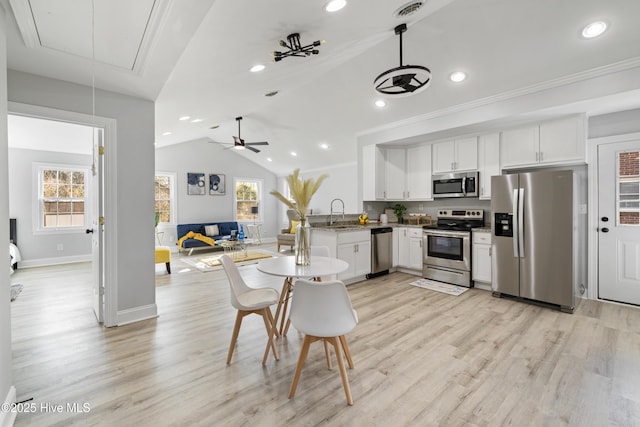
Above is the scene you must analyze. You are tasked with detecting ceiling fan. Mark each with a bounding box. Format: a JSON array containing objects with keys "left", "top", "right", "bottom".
[{"left": 211, "top": 116, "right": 269, "bottom": 153}]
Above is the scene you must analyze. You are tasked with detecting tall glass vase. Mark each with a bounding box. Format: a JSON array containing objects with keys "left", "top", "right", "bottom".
[{"left": 295, "top": 217, "right": 311, "bottom": 266}]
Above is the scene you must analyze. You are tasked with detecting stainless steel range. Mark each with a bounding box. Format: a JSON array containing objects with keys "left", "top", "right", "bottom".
[{"left": 422, "top": 209, "right": 485, "bottom": 287}]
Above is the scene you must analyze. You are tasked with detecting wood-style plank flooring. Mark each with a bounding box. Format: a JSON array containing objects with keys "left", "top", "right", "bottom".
[{"left": 9, "top": 243, "right": 640, "bottom": 426}]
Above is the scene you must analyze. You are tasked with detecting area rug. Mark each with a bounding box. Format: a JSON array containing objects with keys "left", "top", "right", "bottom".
[
  {"left": 10, "top": 284, "right": 23, "bottom": 301},
  {"left": 409, "top": 279, "right": 469, "bottom": 296},
  {"left": 183, "top": 250, "right": 273, "bottom": 272}
]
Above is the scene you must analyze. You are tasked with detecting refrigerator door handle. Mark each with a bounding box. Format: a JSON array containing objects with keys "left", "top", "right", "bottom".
[
  {"left": 512, "top": 188, "right": 519, "bottom": 258},
  {"left": 518, "top": 188, "right": 525, "bottom": 257}
]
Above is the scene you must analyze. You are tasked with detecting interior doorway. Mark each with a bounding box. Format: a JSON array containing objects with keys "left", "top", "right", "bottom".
[
  {"left": 7, "top": 107, "right": 111, "bottom": 324},
  {"left": 597, "top": 137, "right": 640, "bottom": 306}
]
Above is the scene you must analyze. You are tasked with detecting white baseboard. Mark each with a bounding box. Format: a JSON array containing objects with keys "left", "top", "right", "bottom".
[
  {"left": 0, "top": 386, "right": 16, "bottom": 427},
  {"left": 117, "top": 304, "right": 158, "bottom": 326},
  {"left": 17, "top": 254, "right": 91, "bottom": 269}
]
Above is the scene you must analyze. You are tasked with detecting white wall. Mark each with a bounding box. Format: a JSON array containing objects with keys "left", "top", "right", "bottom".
[
  {"left": 7, "top": 70, "right": 156, "bottom": 318},
  {"left": 8, "top": 148, "right": 92, "bottom": 265},
  {"left": 155, "top": 139, "right": 279, "bottom": 244},
  {"left": 589, "top": 108, "right": 640, "bottom": 138},
  {"left": 300, "top": 163, "right": 358, "bottom": 215},
  {"left": 0, "top": 5, "right": 15, "bottom": 423}
]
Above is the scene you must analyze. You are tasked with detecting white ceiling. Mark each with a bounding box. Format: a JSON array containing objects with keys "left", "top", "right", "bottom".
[{"left": 4, "top": 0, "right": 640, "bottom": 174}]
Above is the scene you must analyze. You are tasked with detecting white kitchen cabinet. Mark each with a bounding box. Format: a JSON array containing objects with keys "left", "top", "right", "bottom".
[
  {"left": 385, "top": 148, "right": 406, "bottom": 200},
  {"left": 311, "top": 229, "right": 371, "bottom": 283},
  {"left": 362, "top": 144, "right": 386, "bottom": 200},
  {"left": 501, "top": 116, "right": 585, "bottom": 168},
  {"left": 432, "top": 137, "right": 478, "bottom": 173},
  {"left": 472, "top": 230, "right": 492, "bottom": 287},
  {"left": 406, "top": 144, "right": 432, "bottom": 200},
  {"left": 397, "top": 227, "right": 423, "bottom": 271},
  {"left": 478, "top": 133, "right": 500, "bottom": 200}
]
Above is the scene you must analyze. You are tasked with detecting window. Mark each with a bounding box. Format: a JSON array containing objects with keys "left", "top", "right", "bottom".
[
  {"left": 618, "top": 151, "right": 639, "bottom": 225},
  {"left": 235, "top": 178, "right": 262, "bottom": 222},
  {"left": 155, "top": 173, "right": 177, "bottom": 225},
  {"left": 38, "top": 165, "right": 88, "bottom": 230}
]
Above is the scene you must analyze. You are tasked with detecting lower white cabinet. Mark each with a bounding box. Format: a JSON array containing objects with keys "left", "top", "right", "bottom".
[
  {"left": 397, "top": 227, "right": 423, "bottom": 270},
  {"left": 311, "top": 229, "right": 371, "bottom": 283},
  {"left": 472, "top": 230, "right": 492, "bottom": 287}
]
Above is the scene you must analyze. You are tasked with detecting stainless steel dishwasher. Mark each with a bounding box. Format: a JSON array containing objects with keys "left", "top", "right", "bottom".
[{"left": 368, "top": 227, "right": 393, "bottom": 279}]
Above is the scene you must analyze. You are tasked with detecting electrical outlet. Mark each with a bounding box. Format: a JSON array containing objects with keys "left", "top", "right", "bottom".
[{"left": 57, "top": 243, "right": 63, "bottom": 251}]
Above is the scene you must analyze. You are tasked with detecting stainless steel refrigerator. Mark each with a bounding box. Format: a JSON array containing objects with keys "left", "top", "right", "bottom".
[{"left": 491, "top": 170, "right": 575, "bottom": 313}]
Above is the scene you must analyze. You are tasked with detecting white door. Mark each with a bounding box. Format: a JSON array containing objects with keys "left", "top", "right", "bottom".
[
  {"left": 598, "top": 139, "right": 640, "bottom": 305},
  {"left": 91, "top": 128, "right": 105, "bottom": 322}
]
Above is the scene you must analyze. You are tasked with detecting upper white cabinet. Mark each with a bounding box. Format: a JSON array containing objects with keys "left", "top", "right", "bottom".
[
  {"left": 432, "top": 137, "right": 478, "bottom": 173},
  {"left": 406, "top": 145, "right": 432, "bottom": 200},
  {"left": 362, "top": 144, "right": 433, "bottom": 201},
  {"left": 477, "top": 133, "right": 500, "bottom": 200},
  {"left": 362, "top": 144, "right": 386, "bottom": 201},
  {"left": 501, "top": 116, "right": 585, "bottom": 168}
]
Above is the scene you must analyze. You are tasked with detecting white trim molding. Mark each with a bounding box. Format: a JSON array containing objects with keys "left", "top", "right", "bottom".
[{"left": 117, "top": 304, "right": 158, "bottom": 326}]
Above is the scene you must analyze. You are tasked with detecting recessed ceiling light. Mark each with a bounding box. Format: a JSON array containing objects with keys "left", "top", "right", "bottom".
[
  {"left": 290, "top": 151, "right": 297, "bottom": 157},
  {"left": 375, "top": 99, "right": 387, "bottom": 108},
  {"left": 161, "top": 131, "right": 172, "bottom": 136},
  {"left": 450, "top": 71, "right": 467, "bottom": 82},
  {"left": 582, "top": 21, "right": 607, "bottom": 38},
  {"left": 179, "top": 116, "right": 190, "bottom": 121},
  {"left": 325, "top": 0, "right": 346, "bottom": 12},
  {"left": 320, "top": 143, "right": 329, "bottom": 150},
  {"left": 267, "top": 157, "right": 273, "bottom": 162},
  {"left": 191, "top": 118, "right": 203, "bottom": 123},
  {"left": 250, "top": 64, "right": 266, "bottom": 72}
]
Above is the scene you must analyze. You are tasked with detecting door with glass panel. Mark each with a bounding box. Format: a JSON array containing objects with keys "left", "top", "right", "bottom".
[{"left": 598, "top": 140, "right": 640, "bottom": 305}]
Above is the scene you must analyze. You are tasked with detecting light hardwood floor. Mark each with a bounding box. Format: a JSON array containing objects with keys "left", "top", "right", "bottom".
[{"left": 9, "top": 244, "right": 640, "bottom": 426}]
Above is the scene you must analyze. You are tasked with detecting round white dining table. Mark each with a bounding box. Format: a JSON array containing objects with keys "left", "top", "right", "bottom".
[{"left": 257, "top": 256, "right": 349, "bottom": 335}]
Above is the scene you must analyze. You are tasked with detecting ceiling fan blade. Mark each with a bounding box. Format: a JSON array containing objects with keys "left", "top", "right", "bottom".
[
  {"left": 245, "top": 145, "right": 260, "bottom": 153},
  {"left": 246, "top": 141, "right": 269, "bottom": 146},
  {"left": 209, "top": 140, "right": 232, "bottom": 145}
]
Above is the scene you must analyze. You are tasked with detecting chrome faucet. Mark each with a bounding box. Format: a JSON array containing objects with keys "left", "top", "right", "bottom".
[{"left": 329, "top": 198, "right": 345, "bottom": 226}]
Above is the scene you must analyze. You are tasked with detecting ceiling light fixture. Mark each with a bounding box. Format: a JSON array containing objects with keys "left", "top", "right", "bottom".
[
  {"left": 179, "top": 116, "right": 190, "bottom": 121},
  {"left": 450, "top": 71, "right": 467, "bottom": 82},
  {"left": 267, "top": 157, "right": 273, "bottom": 162},
  {"left": 290, "top": 151, "right": 297, "bottom": 157},
  {"left": 273, "top": 33, "right": 323, "bottom": 62},
  {"left": 320, "top": 143, "right": 329, "bottom": 149},
  {"left": 325, "top": 0, "right": 347, "bottom": 12},
  {"left": 191, "top": 118, "right": 203, "bottom": 123},
  {"left": 374, "top": 24, "right": 431, "bottom": 97},
  {"left": 375, "top": 99, "right": 387, "bottom": 108},
  {"left": 582, "top": 21, "right": 607, "bottom": 38},
  {"left": 161, "top": 131, "right": 172, "bottom": 136},
  {"left": 250, "top": 64, "right": 266, "bottom": 72}
]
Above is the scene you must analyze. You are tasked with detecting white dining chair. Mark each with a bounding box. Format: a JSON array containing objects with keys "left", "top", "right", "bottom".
[
  {"left": 220, "top": 255, "right": 280, "bottom": 365},
  {"left": 288, "top": 279, "right": 359, "bottom": 405}
]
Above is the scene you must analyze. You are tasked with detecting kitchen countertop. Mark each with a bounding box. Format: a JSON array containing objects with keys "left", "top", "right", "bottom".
[{"left": 311, "top": 222, "right": 425, "bottom": 231}]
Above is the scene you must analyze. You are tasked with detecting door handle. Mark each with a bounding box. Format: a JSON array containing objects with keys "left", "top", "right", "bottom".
[
  {"left": 601, "top": 227, "right": 609, "bottom": 233},
  {"left": 601, "top": 217, "right": 609, "bottom": 222},
  {"left": 85, "top": 229, "right": 94, "bottom": 234}
]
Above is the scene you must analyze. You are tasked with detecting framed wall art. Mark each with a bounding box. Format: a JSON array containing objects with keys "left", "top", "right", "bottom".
[
  {"left": 187, "top": 172, "right": 206, "bottom": 195},
  {"left": 209, "top": 174, "right": 225, "bottom": 195}
]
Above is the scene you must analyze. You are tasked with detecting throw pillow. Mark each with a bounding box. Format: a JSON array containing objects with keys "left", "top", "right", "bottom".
[
  {"left": 290, "top": 220, "right": 299, "bottom": 234},
  {"left": 204, "top": 224, "right": 219, "bottom": 237}
]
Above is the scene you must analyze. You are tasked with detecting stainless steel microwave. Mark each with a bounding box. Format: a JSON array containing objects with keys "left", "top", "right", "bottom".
[{"left": 432, "top": 171, "right": 479, "bottom": 198}]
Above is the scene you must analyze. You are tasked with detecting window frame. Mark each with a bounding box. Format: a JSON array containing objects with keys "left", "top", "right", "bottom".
[
  {"left": 155, "top": 172, "right": 177, "bottom": 227},
  {"left": 33, "top": 162, "right": 91, "bottom": 235},
  {"left": 233, "top": 177, "right": 263, "bottom": 223}
]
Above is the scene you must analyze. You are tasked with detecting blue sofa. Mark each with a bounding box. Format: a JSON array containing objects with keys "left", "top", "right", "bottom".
[{"left": 177, "top": 221, "right": 239, "bottom": 254}]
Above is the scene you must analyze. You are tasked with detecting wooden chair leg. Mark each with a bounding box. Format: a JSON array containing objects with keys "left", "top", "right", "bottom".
[
  {"left": 265, "top": 308, "right": 279, "bottom": 338},
  {"left": 226, "top": 311, "right": 244, "bottom": 364},
  {"left": 339, "top": 335, "right": 354, "bottom": 369},
  {"left": 272, "top": 278, "right": 290, "bottom": 337},
  {"left": 324, "top": 340, "right": 332, "bottom": 369},
  {"left": 330, "top": 336, "right": 353, "bottom": 405},
  {"left": 261, "top": 308, "right": 279, "bottom": 365},
  {"left": 288, "top": 335, "right": 312, "bottom": 399},
  {"left": 165, "top": 262, "right": 171, "bottom": 274},
  {"left": 277, "top": 243, "right": 281, "bottom": 252}
]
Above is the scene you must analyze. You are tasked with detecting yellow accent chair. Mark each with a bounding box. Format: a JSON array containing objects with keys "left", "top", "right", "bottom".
[{"left": 155, "top": 246, "right": 171, "bottom": 274}]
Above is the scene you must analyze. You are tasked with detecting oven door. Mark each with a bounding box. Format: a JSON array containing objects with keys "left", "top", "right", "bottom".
[{"left": 422, "top": 229, "right": 471, "bottom": 271}]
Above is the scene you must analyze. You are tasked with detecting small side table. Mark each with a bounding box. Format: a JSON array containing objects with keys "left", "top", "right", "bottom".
[{"left": 245, "top": 223, "right": 263, "bottom": 244}]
